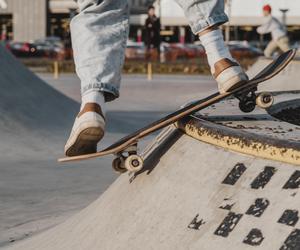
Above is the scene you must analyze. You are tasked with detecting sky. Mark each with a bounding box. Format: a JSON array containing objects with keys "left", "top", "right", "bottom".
[{"left": 160, "top": 0, "right": 300, "bottom": 18}]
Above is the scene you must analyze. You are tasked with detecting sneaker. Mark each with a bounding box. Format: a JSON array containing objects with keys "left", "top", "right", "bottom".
[
  {"left": 213, "top": 58, "right": 249, "bottom": 94},
  {"left": 64, "top": 103, "right": 105, "bottom": 157}
]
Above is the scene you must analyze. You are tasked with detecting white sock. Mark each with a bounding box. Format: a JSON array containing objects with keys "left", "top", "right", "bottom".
[
  {"left": 199, "top": 29, "right": 234, "bottom": 73},
  {"left": 81, "top": 91, "right": 106, "bottom": 115}
]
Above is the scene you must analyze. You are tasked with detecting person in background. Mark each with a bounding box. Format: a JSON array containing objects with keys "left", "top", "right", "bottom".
[
  {"left": 144, "top": 5, "right": 161, "bottom": 60},
  {"left": 257, "top": 4, "right": 290, "bottom": 58}
]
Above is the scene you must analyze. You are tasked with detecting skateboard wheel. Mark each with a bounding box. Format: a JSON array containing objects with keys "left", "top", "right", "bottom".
[
  {"left": 256, "top": 92, "right": 274, "bottom": 109},
  {"left": 124, "top": 155, "right": 144, "bottom": 173},
  {"left": 112, "top": 157, "right": 127, "bottom": 174}
]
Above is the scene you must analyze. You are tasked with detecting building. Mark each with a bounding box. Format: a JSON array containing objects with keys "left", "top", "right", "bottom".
[
  {"left": 1, "top": 0, "right": 300, "bottom": 43},
  {"left": 0, "top": 0, "right": 154, "bottom": 42},
  {"left": 0, "top": 0, "right": 48, "bottom": 41}
]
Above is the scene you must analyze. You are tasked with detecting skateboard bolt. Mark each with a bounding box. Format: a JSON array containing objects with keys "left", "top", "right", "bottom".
[
  {"left": 132, "top": 159, "right": 140, "bottom": 167},
  {"left": 263, "top": 96, "right": 271, "bottom": 103}
]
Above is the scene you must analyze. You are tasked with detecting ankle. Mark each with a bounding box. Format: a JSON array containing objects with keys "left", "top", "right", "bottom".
[
  {"left": 81, "top": 91, "right": 106, "bottom": 114},
  {"left": 78, "top": 103, "right": 105, "bottom": 120},
  {"left": 213, "top": 58, "right": 240, "bottom": 79},
  {"left": 199, "top": 28, "right": 235, "bottom": 72},
  {"left": 198, "top": 25, "right": 219, "bottom": 36}
]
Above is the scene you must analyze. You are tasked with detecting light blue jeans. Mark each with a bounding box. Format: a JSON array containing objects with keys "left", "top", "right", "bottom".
[{"left": 71, "top": 0, "right": 228, "bottom": 101}]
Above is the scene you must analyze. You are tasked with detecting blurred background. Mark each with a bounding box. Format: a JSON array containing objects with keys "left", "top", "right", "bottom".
[{"left": 0, "top": 0, "right": 299, "bottom": 74}]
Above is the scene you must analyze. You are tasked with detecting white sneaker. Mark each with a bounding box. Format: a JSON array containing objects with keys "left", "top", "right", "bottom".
[
  {"left": 213, "top": 58, "right": 249, "bottom": 94},
  {"left": 64, "top": 103, "right": 105, "bottom": 156}
]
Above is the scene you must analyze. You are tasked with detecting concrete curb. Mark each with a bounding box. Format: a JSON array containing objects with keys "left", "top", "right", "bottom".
[{"left": 176, "top": 115, "right": 300, "bottom": 166}]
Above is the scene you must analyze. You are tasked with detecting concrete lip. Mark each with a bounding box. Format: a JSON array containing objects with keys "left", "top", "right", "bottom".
[
  {"left": 177, "top": 116, "right": 300, "bottom": 166},
  {"left": 177, "top": 93, "right": 300, "bottom": 166}
]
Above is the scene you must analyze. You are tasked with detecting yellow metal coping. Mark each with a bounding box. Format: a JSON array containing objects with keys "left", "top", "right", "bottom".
[{"left": 176, "top": 116, "right": 300, "bottom": 166}]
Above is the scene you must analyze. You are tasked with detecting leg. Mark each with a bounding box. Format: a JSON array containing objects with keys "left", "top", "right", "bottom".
[
  {"left": 264, "top": 40, "right": 278, "bottom": 58},
  {"left": 174, "top": 0, "right": 248, "bottom": 93},
  {"left": 71, "top": 0, "right": 129, "bottom": 103},
  {"left": 174, "top": 0, "right": 228, "bottom": 34},
  {"left": 65, "top": 0, "right": 129, "bottom": 156},
  {"left": 277, "top": 36, "right": 290, "bottom": 53}
]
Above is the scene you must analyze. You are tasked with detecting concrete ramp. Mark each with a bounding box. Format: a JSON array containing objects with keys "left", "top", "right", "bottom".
[
  {"left": 248, "top": 57, "right": 300, "bottom": 92},
  {"left": 0, "top": 45, "right": 78, "bottom": 132},
  {"left": 0, "top": 45, "right": 79, "bottom": 158},
  {"left": 2, "top": 45, "right": 300, "bottom": 249},
  {"left": 5, "top": 124, "right": 300, "bottom": 250},
  {"left": 0, "top": 45, "right": 87, "bottom": 246}
]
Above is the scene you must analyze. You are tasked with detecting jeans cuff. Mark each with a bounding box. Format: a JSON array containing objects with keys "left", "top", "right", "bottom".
[
  {"left": 81, "top": 82, "right": 120, "bottom": 102},
  {"left": 190, "top": 13, "right": 229, "bottom": 34}
]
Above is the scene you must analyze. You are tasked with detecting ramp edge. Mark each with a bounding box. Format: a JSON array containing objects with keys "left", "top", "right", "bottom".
[{"left": 176, "top": 115, "right": 300, "bottom": 166}]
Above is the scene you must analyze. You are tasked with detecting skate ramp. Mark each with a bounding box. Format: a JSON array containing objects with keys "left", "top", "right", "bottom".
[
  {"left": 0, "top": 45, "right": 79, "bottom": 158},
  {"left": 0, "top": 45, "right": 212, "bottom": 247},
  {"left": 0, "top": 45, "right": 78, "bottom": 133},
  {"left": 0, "top": 45, "right": 97, "bottom": 246},
  {"left": 2, "top": 44, "right": 300, "bottom": 249},
  {"left": 5, "top": 121, "right": 300, "bottom": 250}
]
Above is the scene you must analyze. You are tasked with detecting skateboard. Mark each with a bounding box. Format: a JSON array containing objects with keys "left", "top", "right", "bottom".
[{"left": 59, "top": 49, "right": 296, "bottom": 174}]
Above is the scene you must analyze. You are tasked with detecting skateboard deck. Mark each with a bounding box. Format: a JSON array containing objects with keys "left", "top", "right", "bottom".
[{"left": 59, "top": 49, "right": 296, "bottom": 173}]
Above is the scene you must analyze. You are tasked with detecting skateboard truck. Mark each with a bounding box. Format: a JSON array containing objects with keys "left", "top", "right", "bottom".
[
  {"left": 112, "top": 143, "right": 144, "bottom": 174},
  {"left": 235, "top": 86, "right": 274, "bottom": 113}
]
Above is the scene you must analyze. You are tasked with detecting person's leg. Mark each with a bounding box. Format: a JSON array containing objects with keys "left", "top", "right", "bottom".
[
  {"left": 277, "top": 36, "right": 290, "bottom": 53},
  {"left": 71, "top": 0, "right": 129, "bottom": 103},
  {"left": 65, "top": 0, "right": 129, "bottom": 156},
  {"left": 264, "top": 40, "right": 278, "bottom": 58},
  {"left": 174, "top": 0, "right": 248, "bottom": 93}
]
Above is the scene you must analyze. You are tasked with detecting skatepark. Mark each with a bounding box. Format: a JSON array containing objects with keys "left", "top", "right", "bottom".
[{"left": 1, "top": 43, "right": 300, "bottom": 250}]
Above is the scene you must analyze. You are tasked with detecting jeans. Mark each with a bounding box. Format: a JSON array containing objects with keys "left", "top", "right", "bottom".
[
  {"left": 264, "top": 36, "right": 290, "bottom": 58},
  {"left": 71, "top": 0, "right": 228, "bottom": 101}
]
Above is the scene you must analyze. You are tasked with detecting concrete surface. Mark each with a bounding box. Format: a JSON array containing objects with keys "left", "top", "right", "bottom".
[
  {"left": 0, "top": 45, "right": 215, "bottom": 247},
  {"left": 0, "top": 44, "right": 114, "bottom": 247},
  {"left": 5, "top": 127, "right": 300, "bottom": 250},
  {"left": 198, "top": 93, "right": 300, "bottom": 143},
  {"left": 2, "top": 42, "right": 300, "bottom": 250}
]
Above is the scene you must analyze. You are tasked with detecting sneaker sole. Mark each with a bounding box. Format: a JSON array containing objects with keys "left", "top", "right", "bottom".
[
  {"left": 65, "top": 127, "right": 104, "bottom": 157},
  {"left": 223, "top": 74, "right": 248, "bottom": 93}
]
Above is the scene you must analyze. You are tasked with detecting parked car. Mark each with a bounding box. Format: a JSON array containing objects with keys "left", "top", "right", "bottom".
[
  {"left": 6, "top": 41, "right": 43, "bottom": 58},
  {"left": 227, "top": 41, "right": 263, "bottom": 59},
  {"left": 161, "top": 43, "right": 187, "bottom": 61},
  {"left": 125, "top": 41, "right": 146, "bottom": 60},
  {"left": 34, "top": 37, "right": 66, "bottom": 59},
  {"left": 0, "top": 40, "right": 10, "bottom": 49},
  {"left": 125, "top": 41, "right": 206, "bottom": 62},
  {"left": 184, "top": 43, "right": 206, "bottom": 58},
  {"left": 160, "top": 43, "right": 206, "bottom": 62},
  {"left": 194, "top": 40, "right": 263, "bottom": 60},
  {"left": 125, "top": 40, "right": 262, "bottom": 61}
]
